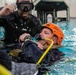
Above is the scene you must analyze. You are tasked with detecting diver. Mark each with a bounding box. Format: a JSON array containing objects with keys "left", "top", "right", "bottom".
[{"left": 0, "top": 0, "right": 42, "bottom": 45}]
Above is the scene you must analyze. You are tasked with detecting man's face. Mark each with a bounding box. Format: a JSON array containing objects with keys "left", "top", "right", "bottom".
[
  {"left": 40, "top": 28, "right": 58, "bottom": 45},
  {"left": 17, "top": 0, "right": 32, "bottom": 12},
  {"left": 17, "top": 0, "right": 32, "bottom": 18},
  {"left": 40, "top": 28, "right": 53, "bottom": 39}
]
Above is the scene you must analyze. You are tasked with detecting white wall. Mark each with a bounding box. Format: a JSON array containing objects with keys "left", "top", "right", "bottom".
[
  {"left": 5, "top": 0, "right": 16, "bottom": 5},
  {"left": 57, "top": 10, "right": 66, "bottom": 17},
  {"left": 65, "top": 0, "right": 76, "bottom": 17},
  {"left": 0, "top": 0, "right": 5, "bottom": 7},
  {"left": 0, "top": 0, "right": 16, "bottom": 7}
]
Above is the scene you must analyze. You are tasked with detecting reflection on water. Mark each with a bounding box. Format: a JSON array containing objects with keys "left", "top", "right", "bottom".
[{"left": 50, "top": 18, "right": 76, "bottom": 75}]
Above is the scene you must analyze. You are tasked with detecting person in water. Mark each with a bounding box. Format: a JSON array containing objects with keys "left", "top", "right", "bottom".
[{"left": 17, "top": 23, "right": 64, "bottom": 75}]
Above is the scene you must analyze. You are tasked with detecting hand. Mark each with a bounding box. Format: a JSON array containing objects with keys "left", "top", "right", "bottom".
[
  {"left": 0, "top": 4, "right": 16, "bottom": 16},
  {"left": 36, "top": 42, "right": 44, "bottom": 50},
  {"left": 19, "top": 33, "right": 30, "bottom": 42},
  {"left": 36, "top": 40, "right": 47, "bottom": 50},
  {"left": 37, "top": 40, "right": 50, "bottom": 50}
]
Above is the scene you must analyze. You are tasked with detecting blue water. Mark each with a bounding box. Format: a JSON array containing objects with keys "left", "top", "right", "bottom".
[
  {"left": 0, "top": 27, "right": 5, "bottom": 40},
  {"left": 0, "top": 18, "right": 76, "bottom": 75},
  {"left": 49, "top": 18, "right": 76, "bottom": 75}
]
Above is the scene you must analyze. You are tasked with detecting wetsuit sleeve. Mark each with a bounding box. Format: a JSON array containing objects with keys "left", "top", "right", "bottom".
[{"left": 18, "top": 41, "right": 43, "bottom": 63}]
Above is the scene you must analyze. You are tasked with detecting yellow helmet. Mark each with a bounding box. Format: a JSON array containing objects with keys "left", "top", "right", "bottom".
[{"left": 42, "top": 23, "right": 64, "bottom": 45}]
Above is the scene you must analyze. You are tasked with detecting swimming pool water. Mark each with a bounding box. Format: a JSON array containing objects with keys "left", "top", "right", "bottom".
[{"left": 49, "top": 18, "right": 76, "bottom": 75}]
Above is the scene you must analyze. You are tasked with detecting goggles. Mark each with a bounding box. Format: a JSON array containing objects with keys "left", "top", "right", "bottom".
[{"left": 17, "top": 1, "right": 34, "bottom": 12}]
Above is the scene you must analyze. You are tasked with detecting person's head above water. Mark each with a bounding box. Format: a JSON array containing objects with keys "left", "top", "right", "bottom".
[{"left": 40, "top": 23, "right": 64, "bottom": 45}]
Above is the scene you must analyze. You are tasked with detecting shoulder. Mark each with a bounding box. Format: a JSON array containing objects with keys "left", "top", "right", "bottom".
[
  {"left": 30, "top": 14, "right": 39, "bottom": 20},
  {"left": 29, "top": 14, "right": 42, "bottom": 24}
]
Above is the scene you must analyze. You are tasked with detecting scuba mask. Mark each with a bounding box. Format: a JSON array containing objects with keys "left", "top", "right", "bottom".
[{"left": 17, "top": 1, "right": 34, "bottom": 12}]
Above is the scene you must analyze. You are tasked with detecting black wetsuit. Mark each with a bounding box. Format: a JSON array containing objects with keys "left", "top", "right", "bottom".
[
  {"left": 18, "top": 41, "right": 64, "bottom": 64},
  {"left": 0, "top": 50, "right": 12, "bottom": 70},
  {"left": 0, "top": 11, "right": 42, "bottom": 45}
]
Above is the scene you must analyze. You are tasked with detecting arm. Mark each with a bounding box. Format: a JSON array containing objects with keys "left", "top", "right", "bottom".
[
  {"left": 0, "top": 4, "right": 16, "bottom": 27},
  {"left": 18, "top": 40, "right": 43, "bottom": 63},
  {"left": 0, "top": 4, "right": 16, "bottom": 17},
  {"left": 19, "top": 33, "right": 44, "bottom": 49}
]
